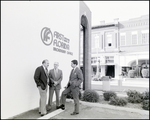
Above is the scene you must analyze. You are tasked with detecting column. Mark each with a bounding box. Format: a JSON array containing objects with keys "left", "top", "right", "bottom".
[
  {"left": 136, "top": 55, "right": 139, "bottom": 77},
  {"left": 101, "top": 65, "right": 105, "bottom": 77}
]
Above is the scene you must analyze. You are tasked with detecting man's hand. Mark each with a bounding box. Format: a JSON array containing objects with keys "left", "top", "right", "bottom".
[
  {"left": 54, "top": 81, "right": 58, "bottom": 86},
  {"left": 70, "top": 81, "right": 76, "bottom": 88}
]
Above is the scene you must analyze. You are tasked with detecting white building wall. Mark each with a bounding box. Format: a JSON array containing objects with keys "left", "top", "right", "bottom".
[
  {"left": 114, "top": 54, "right": 121, "bottom": 79},
  {"left": 1, "top": 1, "right": 80, "bottom": 118}
]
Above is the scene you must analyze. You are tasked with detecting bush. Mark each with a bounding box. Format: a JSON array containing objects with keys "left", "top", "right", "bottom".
[
  {"left": 66, "top": 90, "right": 82, "bottom": 100},
  {"left": 82, "top": 89, "right": 99, "bottom": 102},
  {"left": 93, "top": 77, "right": 99, "bottom": 81},
  {"left": 141, "top": 69, "right": 149, "bottom": 78},
  {"left": 103, "top": 91, "right": 117, "bottom": 101},
  {"left": 109, "top": 96, "right": 128, "bottom": 106},
  {"left": 142, "top": 100, "right": 149, "bottom": 110},
  {"left": 141, "top": 91, "right": 149, "bottom": 101},
  {"left": 128, "top": 70, "right": 136, "bottom": 78},
  {"left": 126, "top": 90, "right": 143, "bottom": 103}
]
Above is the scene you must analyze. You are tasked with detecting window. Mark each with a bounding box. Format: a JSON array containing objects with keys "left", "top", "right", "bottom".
[
  {"left": 92, "top": 34, "right": 95, "bottom": 48},
  {"left": 131, "top": 31, "right": 138, "bottom": 45},
  {"left": 92, "top": 33, "right": 100, "bottom": 49},
  {"left": 106, "top": 34, "right": 112, "bottom": 47},
  {"left": 132, "top": 34, "right": 137, "bottom": 44},
  {"left": 94, "top": 34, "right": 100, "bottom": 48},
  {"left": 142, "top": 33, "right": 149, "bottom": 44},
  {"left": 120, "top": 33, "right": 126, "bottom": 46},
  {"left": 141, "top": 30, "right": 149, "bottom": 44},
  {"left": 101, "top": 35, "right": 103, "bottom": 49}
]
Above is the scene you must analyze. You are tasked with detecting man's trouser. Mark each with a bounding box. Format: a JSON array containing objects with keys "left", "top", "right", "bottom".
[
  {"left": 48, "top": 88, "right": 60, "bottom": 107},
  {"left": 38, "top": 86, "right": 47, "bottom": 114},
  {"left": 60, "top": 86, "right": 80, "bottom": 113}
]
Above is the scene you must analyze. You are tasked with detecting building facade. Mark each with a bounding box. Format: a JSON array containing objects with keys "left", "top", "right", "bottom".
[
  {"left": 80, "top": 15, "right": 149, "bottom": 79},
  {"left": 1, "top": 1, "right": 91, "bottom": 118}
]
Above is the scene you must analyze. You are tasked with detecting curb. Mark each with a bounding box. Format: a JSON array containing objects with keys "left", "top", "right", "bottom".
[
  {"left": 66, "top": 99, "right": 149, "bottom": 116},
  {"left": 37, "top": 109, "right": 64, "bottom": 119}
]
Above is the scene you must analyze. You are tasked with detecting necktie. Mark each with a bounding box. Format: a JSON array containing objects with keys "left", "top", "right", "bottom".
[
  {"left": 45, "top": 68, "right": 48, "bottom": 75},
  {"left": 71, "top": 69, "right": 74, "bottom": 74},
  {"left": 55, "top": 69, "right": 57, "bottom": 77},
  {"left": 45, "top": 68, "right": 49, "bottom": 83}
]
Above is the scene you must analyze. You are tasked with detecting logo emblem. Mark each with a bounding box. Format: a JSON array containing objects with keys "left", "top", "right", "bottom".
[{"left": 41, "top": 27, "right": 53, "bottom": 45}]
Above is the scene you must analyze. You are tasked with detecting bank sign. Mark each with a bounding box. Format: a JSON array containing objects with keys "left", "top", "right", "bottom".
[{"left": 41, "top": 27, "right": 73, "bottom": 55}]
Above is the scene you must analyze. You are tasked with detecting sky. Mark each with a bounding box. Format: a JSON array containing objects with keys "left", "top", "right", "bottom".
[{"left": 84, "top": 1, "right": 149, "bottom": 26}]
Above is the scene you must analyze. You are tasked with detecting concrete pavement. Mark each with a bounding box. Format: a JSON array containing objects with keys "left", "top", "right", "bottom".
[
  {"left": 50, "top": 99, "right": 149, "bottom": 119},
  {"left": 9, "top": 90, "right": 149, "bottom": 119}
]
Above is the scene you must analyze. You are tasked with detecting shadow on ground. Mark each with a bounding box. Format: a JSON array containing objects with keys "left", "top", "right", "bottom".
[{"left": 10, "top": 104, "right": 57, "bottom": 119}]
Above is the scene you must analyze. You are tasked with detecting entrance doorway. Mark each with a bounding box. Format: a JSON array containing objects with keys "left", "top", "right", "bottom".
[{"left": 106, "top": 65, "right": 115, "bottom": 78}]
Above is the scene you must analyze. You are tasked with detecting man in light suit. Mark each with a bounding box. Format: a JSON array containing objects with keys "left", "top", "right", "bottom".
[
  {"left": 58, "top": 60, "right": 83, "bottom": 115},
  {"left": 47, "top": 62, "right": 63, "bottom": 110},
  {"left": 34, "top": 59, "right": 49, "bottom": 116}
]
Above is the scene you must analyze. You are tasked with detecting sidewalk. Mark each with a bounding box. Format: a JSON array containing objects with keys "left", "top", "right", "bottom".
[
  {"left": 51, "top": 99, "right": 149, "bottom": 119},
  {"left": 10, "top": 91, "right": 149, "bottom": 119}
]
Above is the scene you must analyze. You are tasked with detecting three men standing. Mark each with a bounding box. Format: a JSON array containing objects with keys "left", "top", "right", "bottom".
[{"left": 34, "top": 59, "right": 83, "bottom": 116}]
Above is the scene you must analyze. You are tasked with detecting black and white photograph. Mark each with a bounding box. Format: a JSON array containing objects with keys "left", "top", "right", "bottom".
[{"left": 1, "top": 1, "right": 149, "bottom": 119}]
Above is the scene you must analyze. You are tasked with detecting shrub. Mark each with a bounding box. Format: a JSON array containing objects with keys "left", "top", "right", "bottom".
[
  {"left": 103, "top": 91, "right": 117, "bottom": 101},
  {"left": 109, "top": 96, "right": 128, "bottom": 106},
  {"left": 128, "top": 70, "right": 136, "bottom": 78},
  {"left": 142, "top": 100, "right": 149, "bottom": 110},
  {"left": 141, "top": 69, "right": 149, "bottom": 78},
  {"left": 141, "top": 91, "right": 149, "bottom": 101},
  {"left": 82, "top": 89, "right": 99, "bottom": 102},
  {"left": 93, "top": 77, "right": 99, "bottom": 81},
  {"left": 66, "top": 90, "right": 82, "bottom": 100},
  {"left": 126, "top": 90, "right": 143, "bottom": 103}
]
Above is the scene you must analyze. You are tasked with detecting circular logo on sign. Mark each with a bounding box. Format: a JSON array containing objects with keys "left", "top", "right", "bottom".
[{"left": 41, "top": 27, "right": 53, "bottom": 45}]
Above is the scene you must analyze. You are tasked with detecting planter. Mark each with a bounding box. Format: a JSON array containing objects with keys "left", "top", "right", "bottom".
[
  {"left": 141, "top": 69, "right": 149, "bottom": 78},
  {"left": 101, "top": 76, "right": 110, "bottom": 91},
  {"left": 128, "top": 70, "right": 136, "bottom": 78}
]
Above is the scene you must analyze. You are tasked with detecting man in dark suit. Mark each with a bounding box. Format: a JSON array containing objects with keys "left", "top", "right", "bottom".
[
  {"left": 34, "top": 59, "right": 49, "bottom": 116},
  {"left": 47, "top": 62, "right": 63, "bottom": 110},
  {"left": 58, "top": 60, "right": 83, "bottom": 115}
]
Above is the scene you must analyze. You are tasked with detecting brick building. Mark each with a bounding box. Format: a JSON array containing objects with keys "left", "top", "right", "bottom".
[{"left": 80, "top": 15, "right": 149, "bottom": 79}]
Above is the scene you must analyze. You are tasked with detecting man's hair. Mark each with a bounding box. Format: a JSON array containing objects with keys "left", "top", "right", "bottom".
[
  {"left": 71, "top": 60, "right": 78, "bottom": 65},
  {"left": 54, "top": 62, "right": 59, "bottom": 65},
  {"left": 42, "top": 59, "right": 48, "bottom": 64}
]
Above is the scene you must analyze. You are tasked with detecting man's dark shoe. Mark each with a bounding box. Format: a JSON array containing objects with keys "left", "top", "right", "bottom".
[
  {"left": 41, "top": 112, "right": 47, "bottom": 116},
  {"left": 56, "top": 106, "right": 59, "bottom": 109},
  {"left": 70, "top": 112, "right": 79, "bottom": 115},
  {"left": 58, "top": 104, "right": 65, "bottom": 110}
]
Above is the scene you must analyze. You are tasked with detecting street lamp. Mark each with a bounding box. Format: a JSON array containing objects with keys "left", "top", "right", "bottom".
[{"left": 95, "top": 34, "right": 100, "bottom": 78}]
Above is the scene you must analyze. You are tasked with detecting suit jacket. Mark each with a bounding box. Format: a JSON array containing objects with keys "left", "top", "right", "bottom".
[
  {"left": 48, "top": 69, "right": 63, "bottom": 89},
  {"left": 67, "top": 67, "right": 83, "bottom": 89},
  {"left": 34, "top": 66, "right": 48, "bottom": 90}
]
